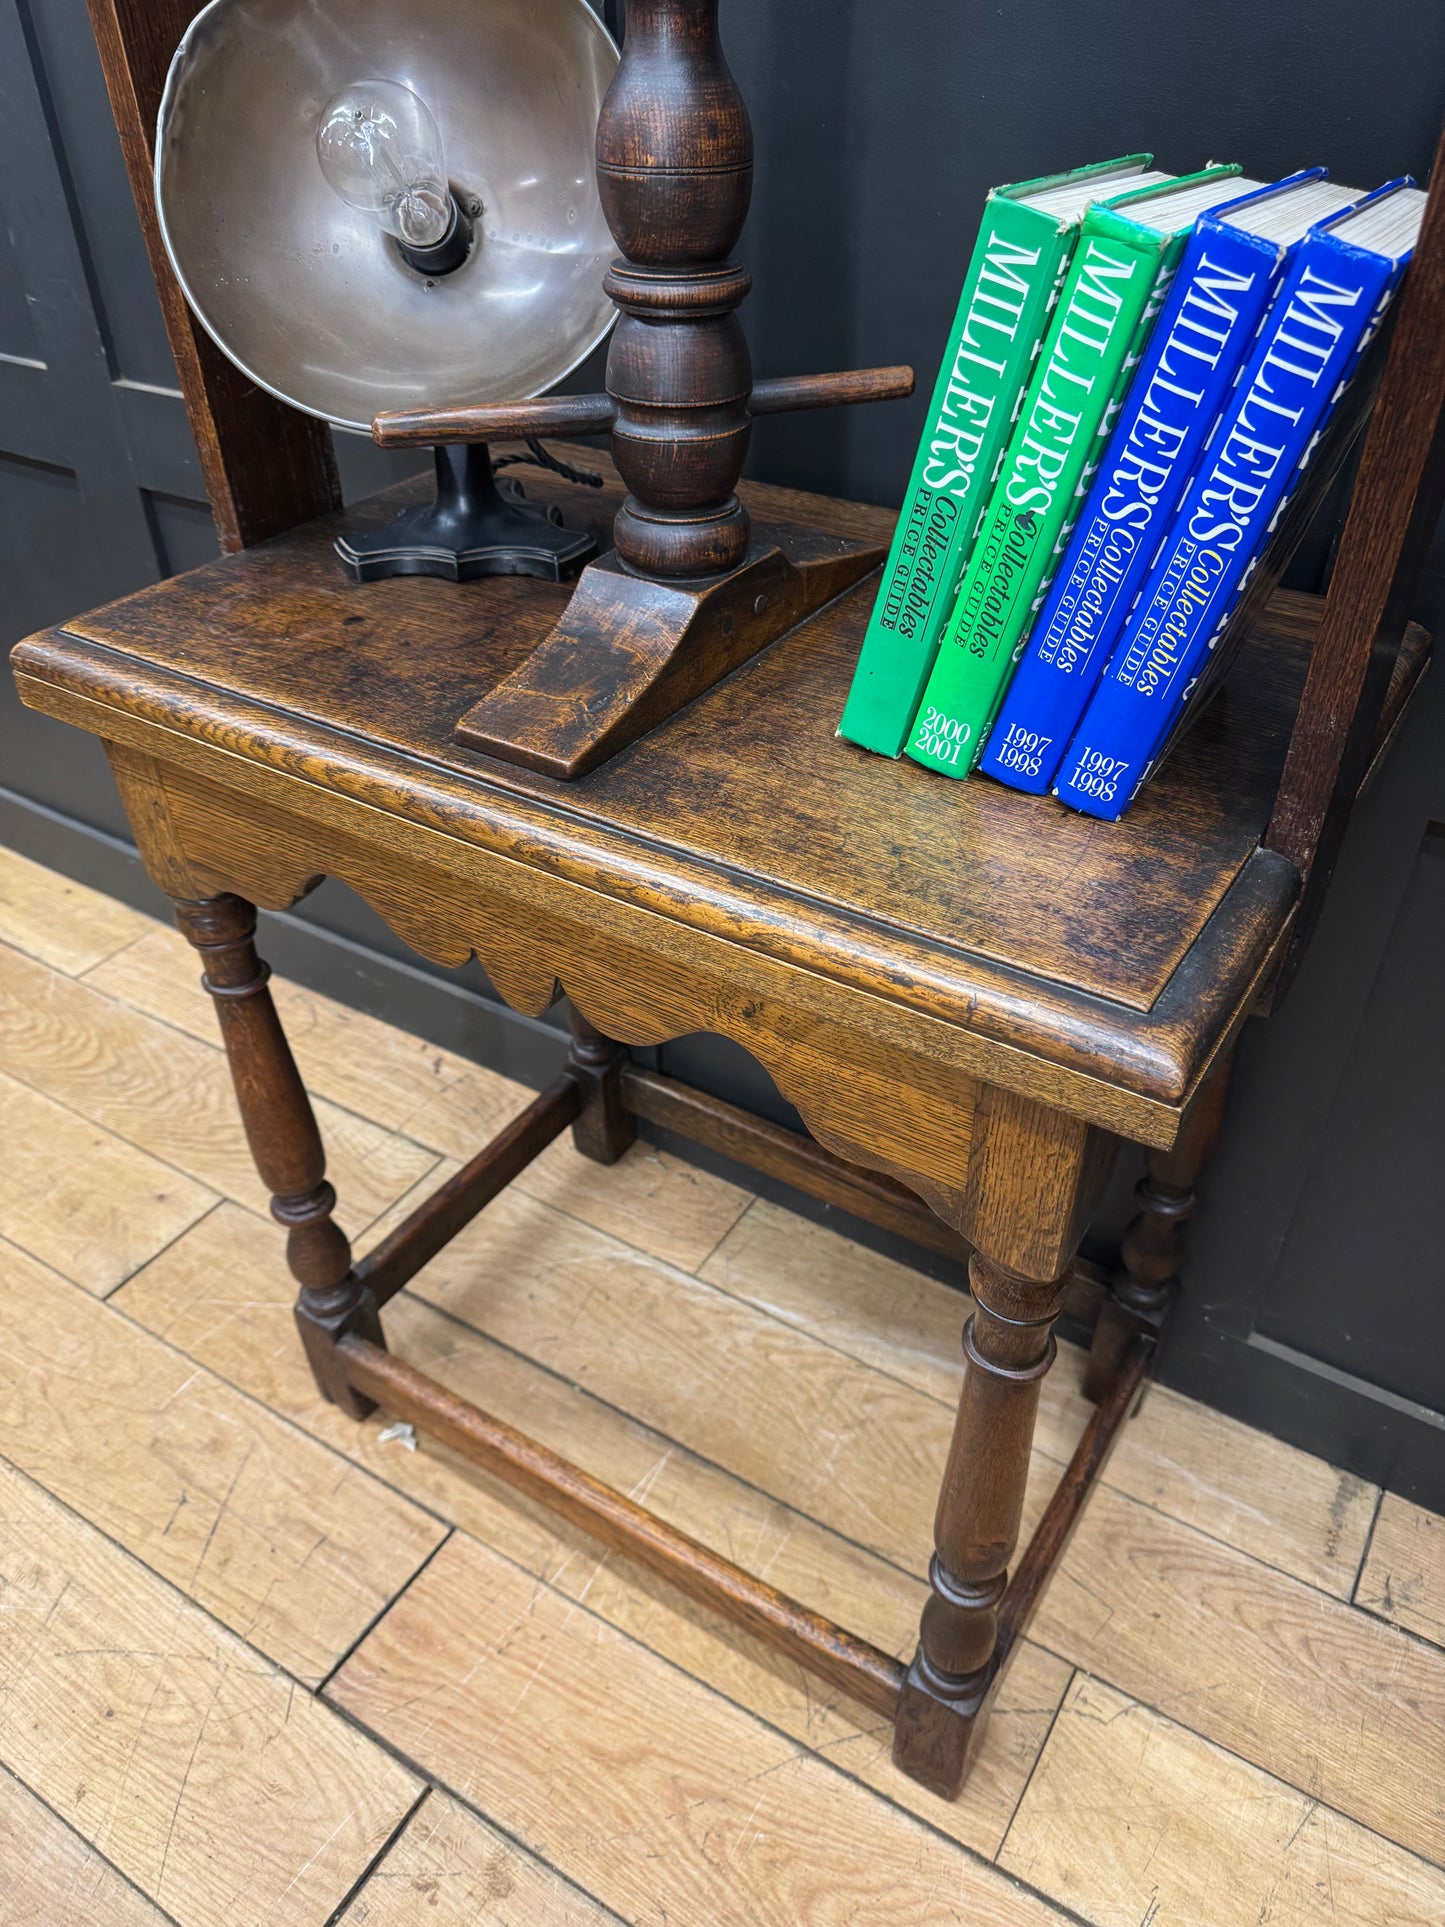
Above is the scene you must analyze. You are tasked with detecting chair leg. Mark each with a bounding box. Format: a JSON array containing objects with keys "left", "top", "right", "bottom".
[
  {"left": 173, "top": 893, "right": 385, "bottom": 1419},
  {"left": 892, "top": 1249, "right": 1072, "bottom": 1799},
  {"left": 565, "top": 1005, "right": 638, "bottom": 1165},
  {"left": 1083, "top": 1051, "right": 1235, "bottom": 1402}
]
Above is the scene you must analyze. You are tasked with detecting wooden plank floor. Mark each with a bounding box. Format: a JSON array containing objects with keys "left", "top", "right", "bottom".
[{"left": 0, "top": 842, "right": 1441, "bottom": 1925}]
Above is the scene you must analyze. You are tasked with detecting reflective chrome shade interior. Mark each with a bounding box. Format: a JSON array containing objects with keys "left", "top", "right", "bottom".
[{"left": 155, "top": 0, "right": 618, "bottom": 430}]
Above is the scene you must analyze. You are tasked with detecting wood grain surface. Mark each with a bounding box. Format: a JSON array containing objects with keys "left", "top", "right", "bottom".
[
  {"left": 11, "top": 466, "right": 1310, "bottom": 1135},
  {"left": 0, "top": 845, "right": 153, "bottom": 974},
  {"left": 136, "top": 1188, "right": 1445, "bottom": 1865},
  {"left": 0, "top": 939, "right": 438, "bottom": 1225},
  {"left": 0, "top": 1236, "right": 443, "bottom": 1682},
  {"left": 24, "top": 479, "right": 1303, "bottom": 1012},
  {"left": 0, "top": 1066, "right": 214, "bottom": 1292},
  {"left": 113, "top": 1199, "right": 1070, "bottom": 1860},
  {"left": 1356, "top": 1494, "right": 1445, "bottom": 1648},
  {"left": 1002, "top": 1675, "right": 1445, "bottom": 1926},
  {"left": 11, "top": 0, "right": 1445, "bottom": 1904},
  {"left": 0, "top": 1458, "right": 420, "bottom": 1925},
  {"left": 9, "top": 680, "right": 1285, "bottom": 1141},
  {"left": 330, "top": 1533, "right": 1066, "bottom": 1927},
  {"left": 1032, "top": 1485, "right": 1445, "bottom": 1864},
  {"left": 1, "top": 848, "right": 1440, "bottom": 1924},
  {"left": 336, "top": 1792, "right": 618, "bottom": 1926},
  {"left": 0, "top": 1766, "right": 170, "bottom": 1926},
  {"left": 85, "top": 922, "right": 753, "bottom": 1269},
  {"left": 356, "top": 1180, "right": 983, "bottom": 1573},
  {"left": 701, "top": 1197, "right": 1378, "bottom": 1595}
]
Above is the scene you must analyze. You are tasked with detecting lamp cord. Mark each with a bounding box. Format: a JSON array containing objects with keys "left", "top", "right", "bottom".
[{"left": 492, "top": 439, "right": 604, "bottom": 489}]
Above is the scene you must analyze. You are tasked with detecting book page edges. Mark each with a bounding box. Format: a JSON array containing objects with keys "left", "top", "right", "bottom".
[{"left": 987, "top": 153, "right": 1154, "bottom": 210}]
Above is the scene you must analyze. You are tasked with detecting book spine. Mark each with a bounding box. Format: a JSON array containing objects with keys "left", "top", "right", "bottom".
[
  {"left": 1053, "top": 231, "right": 1397, "bottom": 821},
  {"left": 978, "top": 216, "right": 1284, "bottom": 793},
  {"left": 836, "top": 196, "right": 1075, "bottom": 757},
  {"left": 1146, "top": 246, "right": 1410, "bottom": 773},
  {"left": 905, "top": 209, "right": 1174, "bottom": 778}
]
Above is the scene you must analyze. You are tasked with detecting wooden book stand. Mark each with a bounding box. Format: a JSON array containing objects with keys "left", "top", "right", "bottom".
[{"left": 16, "top": 0, "right": 1445, "bottom": 1804}]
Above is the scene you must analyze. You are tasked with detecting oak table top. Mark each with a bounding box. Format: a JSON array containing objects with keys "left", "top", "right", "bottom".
[{"left": 13, "top": 467, "right": 1301, "bottom": 1146}]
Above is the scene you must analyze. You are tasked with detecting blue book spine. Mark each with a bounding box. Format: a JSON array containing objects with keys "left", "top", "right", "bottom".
[
  {"left": 978, "top": 175, "right": 1325, "bottom": 795},
  {"left": 1053, "top": 187, "right": 1413, "bottom": 821}
]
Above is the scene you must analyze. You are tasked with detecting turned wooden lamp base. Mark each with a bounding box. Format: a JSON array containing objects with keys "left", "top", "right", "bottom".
[
  {"left": 454, "top": 518, "right": 887, "bottom": 777},
  {"left": 373, "top": 0, "right": 916, "bottom": 781}
]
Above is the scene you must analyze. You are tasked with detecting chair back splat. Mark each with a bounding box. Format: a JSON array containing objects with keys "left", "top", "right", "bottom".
[
  {"left": 85, "top": 0, "right": 339, "bottom": 548},
  {"left": 1266, "top": 124, "right": 1445, "bottom": 975}
]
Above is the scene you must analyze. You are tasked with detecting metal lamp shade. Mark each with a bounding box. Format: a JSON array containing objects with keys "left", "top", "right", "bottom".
[{"left": 155, "top": 0, "right": 618, "bottom": 432}]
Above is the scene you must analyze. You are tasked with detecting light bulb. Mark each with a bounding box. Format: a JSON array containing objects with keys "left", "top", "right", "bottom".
[{"left": 316, "top": 79, "right": 454, "bottom": 252}]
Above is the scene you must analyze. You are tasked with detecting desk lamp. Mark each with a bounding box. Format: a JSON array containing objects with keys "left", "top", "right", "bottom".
[{"left": 155, "top": 0, "right": 620, "bottom": 583}]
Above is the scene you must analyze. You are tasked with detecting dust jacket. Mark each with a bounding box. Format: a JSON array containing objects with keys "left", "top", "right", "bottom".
[
  {"left": 1054, "top": 179, "right": 1423, "bottom": 821},
  {"left": 979, "top": 171, "right": 1344, "bottom": 795},
  {"left": 837, "top": 155, "right": 1157, "bottom": 759},
  {"left": 905, "top": 167, "right": 1244, "bottom": 780}
]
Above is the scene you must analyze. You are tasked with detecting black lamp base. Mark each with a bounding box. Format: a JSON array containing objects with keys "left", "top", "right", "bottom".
[{"left": 334, "top": 444, "right": 599, "bottom": 584}]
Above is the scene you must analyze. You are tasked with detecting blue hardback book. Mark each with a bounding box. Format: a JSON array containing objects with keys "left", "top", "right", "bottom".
[
  {"left": 1053, "top": 178, "right": 1427, "bottom": 821},
  {"left": 979, "top": 170, "right": 1360, "bottom": 795}
]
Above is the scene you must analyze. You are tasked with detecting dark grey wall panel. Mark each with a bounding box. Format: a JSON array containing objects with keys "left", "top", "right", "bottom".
[
  {"left": 727, "top": 0, "right": 1445, "bottom": 506},
  {"left": 0, "top": 219, "right": 41, "bottom": 360},
  {"left": 19, "top": 0, "right": 184, "bottom": 385},
  {"left": 142, "top": 489, "right": 223, "bottom": 578},
  {"left": 1167, "top": 649, "right": 1445, "bottom": 1505},
  {"left": 1258, "top": 825, "right": 1445, "bottom": 1409},
  {"left": 0, "top": 450, "right": 142, "bottom": 833}
]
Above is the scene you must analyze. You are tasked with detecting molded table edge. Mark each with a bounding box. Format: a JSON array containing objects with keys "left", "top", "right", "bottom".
[{"left": 12, "top": 630, "right": 1299, "bottom": 1139}]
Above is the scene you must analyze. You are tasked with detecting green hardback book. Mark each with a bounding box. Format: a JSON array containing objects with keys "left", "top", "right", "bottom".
[
  {"left": 837, "top": 154, "right": 1168, "bottom": 759},
  {"left": 905, "top": 165, "right": 1249, "bottom": 778}
]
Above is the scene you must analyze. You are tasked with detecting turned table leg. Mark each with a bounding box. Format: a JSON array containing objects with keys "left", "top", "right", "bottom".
[
  {"left": 892, "top": 1248, "right": 1071, "bottom": 1798},
  {"left": 1083, "top": 1053, "right": 1234, "bottom": 1401},
  {"left": 565, "top": 1006, "right": 637, "bottom": 1165},
  {"left": 173, "top": 893, "right": 385, "bottom": 1419}
]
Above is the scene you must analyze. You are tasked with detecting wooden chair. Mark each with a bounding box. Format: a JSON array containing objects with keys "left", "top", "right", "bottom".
[{"left": 14, "top": 0, "right": 1445, "bottom": 1801}]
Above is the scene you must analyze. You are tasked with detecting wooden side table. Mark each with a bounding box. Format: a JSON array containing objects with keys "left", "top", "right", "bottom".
[
  {"left": 12, "top": 424, "right": 1434, "bottom": 1798},
  {"left": 19, "top": 2, "right": 1445, "bottom": 1803}
]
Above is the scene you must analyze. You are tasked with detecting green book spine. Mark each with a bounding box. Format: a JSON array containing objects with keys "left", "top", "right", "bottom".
[
  {"left": 837, "top": 158, "right": 1151, "bottom": 759},
  {"left": 905, "top": 193, "right": 1221, "bottom": 778}
]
